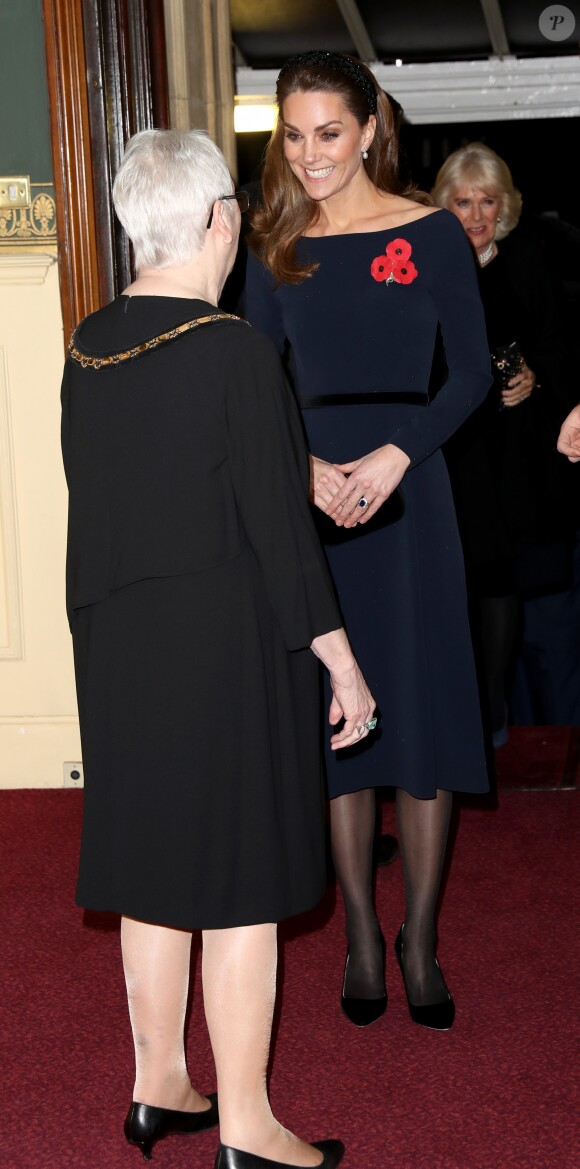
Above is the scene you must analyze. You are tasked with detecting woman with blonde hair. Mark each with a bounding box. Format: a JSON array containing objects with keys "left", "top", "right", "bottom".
[
  {"left": 431, "top": 142, "right": 522, "bottom": 243},
  {"left": 433, "top": 142, "right": 575, "bottom": 734}
]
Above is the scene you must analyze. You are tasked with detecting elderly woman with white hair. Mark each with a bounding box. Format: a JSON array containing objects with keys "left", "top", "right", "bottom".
[{"left": 62, "top": 128, "right": 376, "bottom": 1169}]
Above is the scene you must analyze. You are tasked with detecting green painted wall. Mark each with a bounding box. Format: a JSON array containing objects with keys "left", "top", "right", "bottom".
[{"left": 0, "top": 0, "right": 53, "bottom": 180}]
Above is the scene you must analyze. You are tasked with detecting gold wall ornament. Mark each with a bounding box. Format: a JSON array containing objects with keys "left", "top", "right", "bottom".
[{"left": 0, "top": 185, "right": 57, "bottom": 253}]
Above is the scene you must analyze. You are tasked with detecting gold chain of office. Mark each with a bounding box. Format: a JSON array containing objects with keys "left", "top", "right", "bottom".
[{"left": 68, "top": 311, "right": 247, "bottom": 370}]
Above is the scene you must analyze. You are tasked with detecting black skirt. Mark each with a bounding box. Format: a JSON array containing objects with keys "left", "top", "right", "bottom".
[{"left": 73, "top": 561, "right": 327, "bottom": 931}]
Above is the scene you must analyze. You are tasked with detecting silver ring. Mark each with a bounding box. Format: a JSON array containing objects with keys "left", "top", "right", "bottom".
[
  {"left": 356, "top": 717, "right": 377, "bottom": 735},
  {"left": 520, "top": 394, "right": 524, "bottom": 402},
  {"left": 358, "top": 496, "right": 368, "bottom": 509}
]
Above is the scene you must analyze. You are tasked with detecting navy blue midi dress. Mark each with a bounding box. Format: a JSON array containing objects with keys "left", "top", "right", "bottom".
[{"left": 246, "top": 209, "right": 492, "bottom": 799}]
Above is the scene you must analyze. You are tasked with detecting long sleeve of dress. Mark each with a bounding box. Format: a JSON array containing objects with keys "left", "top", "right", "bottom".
[
  {"left": 388, "top": 212, "right": 492, "bottom": 467},
  {"left": 225, "top": 327, "right": 342, "bottom": 652},
  {"left": 246, "top": 215, "right": 492, "bottom": 468}
]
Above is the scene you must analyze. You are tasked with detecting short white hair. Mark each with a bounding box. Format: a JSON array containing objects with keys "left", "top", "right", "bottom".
[{"left": 112, "top": 128, "right": 235, "bottom": 269}]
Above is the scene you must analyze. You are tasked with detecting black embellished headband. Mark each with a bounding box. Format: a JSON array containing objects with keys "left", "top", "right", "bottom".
[{"left": 277, "top": 50, "right": 378, "bottom": 116}]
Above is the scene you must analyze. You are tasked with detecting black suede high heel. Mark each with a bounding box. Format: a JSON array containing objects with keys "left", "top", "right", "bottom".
[
  {"left": 124, "top": 1092, "right": 218, "bottom": 1159},
  {"left": 340, "top": 934, "right": 387, "bottom": 1027},
  {"left": 214, "top": 1139, "right": 345, "bottom": 1169},
  {"left": 394, "top": 924, "right": 455, "bottom": 1031}
]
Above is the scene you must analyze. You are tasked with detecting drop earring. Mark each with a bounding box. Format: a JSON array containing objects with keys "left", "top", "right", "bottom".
[{"left": 362, "top": 149, "right": 369, "bottom": 160}]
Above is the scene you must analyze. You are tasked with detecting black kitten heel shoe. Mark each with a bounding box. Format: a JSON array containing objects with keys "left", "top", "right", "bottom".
[
  {"left": 214, "top": 1139, "right": 345, "bottom": 1169},
  {"left": 394, "top": 924, "right": 455, "bottom": 1031},
  {"left": 340, "top": 937, "right": 387, "bottom": 1027},
  {"left": 124, "top": 1092, "right": 218, "bottom": 1159}
]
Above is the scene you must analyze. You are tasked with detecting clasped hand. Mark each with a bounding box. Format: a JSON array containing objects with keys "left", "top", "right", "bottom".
[{"left": 312, "top": 444, "right": 411, "bottom": 527}]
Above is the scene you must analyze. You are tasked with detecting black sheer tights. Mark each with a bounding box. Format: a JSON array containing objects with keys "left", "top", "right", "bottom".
[
  {"left": 396, "top": 787, "right": 453, "bottom": 1005},
  {"left": 330, "top": 789, "right": 384, "bottom": 999},
  {"left": 330, "top": 787, "right": 453, "bottom": 1005}
]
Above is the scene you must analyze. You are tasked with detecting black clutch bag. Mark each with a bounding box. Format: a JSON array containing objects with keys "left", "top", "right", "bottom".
[{"left": 490, "top": 341, "right": 523, "bottom": 410}]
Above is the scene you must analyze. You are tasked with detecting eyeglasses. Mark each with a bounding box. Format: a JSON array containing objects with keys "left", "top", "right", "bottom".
[{"left": 206, "top": 190, "right": 250, "bottom": 229}]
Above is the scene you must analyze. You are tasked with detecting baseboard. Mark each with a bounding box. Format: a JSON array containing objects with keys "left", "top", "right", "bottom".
[{"left": 0, "top": 716, "right": 81, "bottom": 788}]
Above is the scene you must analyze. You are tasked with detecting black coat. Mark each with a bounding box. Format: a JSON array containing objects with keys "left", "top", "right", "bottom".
[
  {"left": 61, "top": 296, "right": 343, "bottom": 929},
  {"left": 444, "top": 224, "right": 577, "bottom": 593}
]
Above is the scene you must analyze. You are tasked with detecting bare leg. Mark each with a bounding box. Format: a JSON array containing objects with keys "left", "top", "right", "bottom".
[
  {"left": 330, "top": 789, "right": 384, "bottom": 997},
  {"left": 396, "top": 788, "right": 453, "bottom": 1005},
  {"left": 202, "top": 923, "right": 323, "bottom": 1167},
  {"left": 121, "top": 916, "right": 211, "bottom": 1111}
]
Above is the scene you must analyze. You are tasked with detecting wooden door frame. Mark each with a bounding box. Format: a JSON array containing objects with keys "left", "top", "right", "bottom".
[
  {"left": 42, "top": 0, "right": 168, "bottom": 345},
  {"left": 42, "top": 0, "right": 100, "bottom": 345}
]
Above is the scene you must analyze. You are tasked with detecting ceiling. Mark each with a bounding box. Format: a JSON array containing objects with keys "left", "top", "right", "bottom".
[
  {"left": 229, "top": 2, "right": 580, "bottom": 228},
  {"left": 230, "top": 0, "right": 580, "bottom": 68}
]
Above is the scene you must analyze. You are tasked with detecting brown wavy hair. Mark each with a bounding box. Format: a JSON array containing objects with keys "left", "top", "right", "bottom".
[{"left": 248, "top": 55, "right": 429, "bottom": 285}]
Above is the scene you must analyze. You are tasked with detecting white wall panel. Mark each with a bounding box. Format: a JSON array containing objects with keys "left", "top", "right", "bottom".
[
  {"left": 0, "top": 257, "right": 81, "bottom": 787},
  {"left": 0, "top": 346, "right": 24, "bottom": 659}
]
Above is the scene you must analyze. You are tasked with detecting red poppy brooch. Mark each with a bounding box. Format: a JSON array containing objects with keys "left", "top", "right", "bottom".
[{"left": 371, "top": 238, "right": 418, "bottom": 286}]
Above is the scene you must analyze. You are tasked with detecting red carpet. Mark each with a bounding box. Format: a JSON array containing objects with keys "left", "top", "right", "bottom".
[
  {"left": 494, "top": 726, "right": 579, "bottom": 790},
  {"left": 2, "top": 784, "right": 578, "bottom": 1169}
]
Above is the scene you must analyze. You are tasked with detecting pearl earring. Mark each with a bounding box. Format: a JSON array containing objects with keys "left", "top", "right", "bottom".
[{"left": 362, "top": 149, "right": 369, "bottom": 160}]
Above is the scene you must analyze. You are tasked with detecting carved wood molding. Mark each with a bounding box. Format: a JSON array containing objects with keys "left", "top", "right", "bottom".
[
  {"left": 148, "top": 0, "right": 170, "bottom": 128},
  {"left": 82, "top": 0, "right": 131, "bottom": 301},
  {"left": 42, "top": 0, "right": 101, "bottom": 346},
  {"left": 43, "top": 0, "right": 169, "bottom": 340},
  {"left": 82, "top": 0, "right": 170, "bottom": 302}
]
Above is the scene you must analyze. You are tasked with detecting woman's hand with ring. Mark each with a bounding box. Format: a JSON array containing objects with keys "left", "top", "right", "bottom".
[
  {"left": 328, "top": 663, "right": 377, "bottom": 750},
  {"left": 325, "top": 443, "right": 411, "bottom": 527},
  {"left": 502, "top": 359, "right": 535, "bottom": 408},
  {"left": 310, "top": 629, "right": 376, "bottom": 749},
  {"left": 356, "top": 717, "right": 378, "bottom": 735}
]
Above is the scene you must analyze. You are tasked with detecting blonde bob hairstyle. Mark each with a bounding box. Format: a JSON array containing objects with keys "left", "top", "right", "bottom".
[
  {"left": 431, "top": 143, "right": 522, "bottom": 241},
  {"left": 112, "top": 128, "right": 234, "bottom": 270}
]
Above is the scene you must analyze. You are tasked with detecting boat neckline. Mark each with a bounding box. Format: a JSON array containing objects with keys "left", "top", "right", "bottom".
[{"left": 301, "top": 208, "right": 444, "bottom": 240}]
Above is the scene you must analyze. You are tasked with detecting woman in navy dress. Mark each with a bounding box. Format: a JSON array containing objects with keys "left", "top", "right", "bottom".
[{"left": 246, "top": 51, "right": 491, "bottom": 1031}]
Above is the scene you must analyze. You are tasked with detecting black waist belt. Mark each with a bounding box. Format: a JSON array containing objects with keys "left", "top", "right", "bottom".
[{"left": 299, "top": 392, "right": 429, "bottom": 408}]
